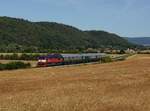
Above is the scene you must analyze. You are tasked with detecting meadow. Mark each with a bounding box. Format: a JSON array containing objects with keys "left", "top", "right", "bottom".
[{"left": 0, "top": 54, "right": 150, "bottom": 111}]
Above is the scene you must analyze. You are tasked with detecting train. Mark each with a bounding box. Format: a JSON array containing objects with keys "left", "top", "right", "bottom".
[{"left": 37, "top": 53, "right": 107, "bottom": 67}]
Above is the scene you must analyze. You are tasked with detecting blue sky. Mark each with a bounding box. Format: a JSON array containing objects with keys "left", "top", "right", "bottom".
[{"left": 0, "top": 0, "right": 150, "bottom": 37}]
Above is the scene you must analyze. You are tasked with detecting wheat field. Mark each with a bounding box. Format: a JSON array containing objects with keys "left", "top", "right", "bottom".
[{"left": 0, "top": 54, "right": 150, "bottom": 111}]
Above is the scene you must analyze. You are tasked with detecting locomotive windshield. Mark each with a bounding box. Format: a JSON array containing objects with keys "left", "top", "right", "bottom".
[
  {"left": 38, "top": 56, "right": 46, "bottom": 60},
  {"left": 38, "top": 56, "right": 47, "bottom": 63}
]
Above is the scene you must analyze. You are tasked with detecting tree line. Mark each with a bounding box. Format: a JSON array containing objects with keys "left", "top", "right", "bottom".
[{"left": 0, "top": 53, "right": 42, "bottom": 60}]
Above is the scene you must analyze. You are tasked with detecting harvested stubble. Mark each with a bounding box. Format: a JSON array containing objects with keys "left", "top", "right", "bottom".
[{"left": 0, "top": 54, "right": 150, "bottom": 111}]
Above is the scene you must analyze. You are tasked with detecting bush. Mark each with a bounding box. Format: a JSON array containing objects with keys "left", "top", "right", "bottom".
[
  {"left": 0, "top": 63, "right": 5, "bottom": 70},
  {"left": 101, "top": 56, "right": 112, "bottom": 63},
  {"left": 118, "top": 50, "right": 126, "bottom": 54},
  {"left": 0, "top": 62, "right": 31, "bottom": 71}
]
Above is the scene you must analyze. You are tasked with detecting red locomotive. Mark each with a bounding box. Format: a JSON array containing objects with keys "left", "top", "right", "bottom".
[{"left": 37, "top": 54, "right": 64, "bottom": 67}]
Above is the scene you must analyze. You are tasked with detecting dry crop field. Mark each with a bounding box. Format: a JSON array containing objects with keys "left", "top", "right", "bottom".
[{"left": 0, "top": 54, "right": 150, "bottom": 111}]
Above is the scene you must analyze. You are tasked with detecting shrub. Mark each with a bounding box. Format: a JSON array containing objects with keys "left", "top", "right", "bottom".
[
  {"left": 118, "top": 50, "right": 126, "bottom": 54},
  {"left": 0, "top": 63, "right": 5, "bottom": 70},
  {"left": 101, "top": 56, "right": 112, "bottom": 63},
  {"left": 0, "top": 62, "right": 31, "bottom": 71}
]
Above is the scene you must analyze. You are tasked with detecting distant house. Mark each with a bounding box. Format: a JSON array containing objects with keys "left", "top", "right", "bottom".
[{"left": 125, "top": 48, "right": 136, "bottom": 54}]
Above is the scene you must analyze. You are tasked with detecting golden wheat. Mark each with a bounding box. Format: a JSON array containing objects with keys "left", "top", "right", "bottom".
[{"left": 0, "top": 54, "right": 150, "bottom": 111}]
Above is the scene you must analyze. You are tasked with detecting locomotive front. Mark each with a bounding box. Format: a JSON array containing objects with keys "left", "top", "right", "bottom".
[{"left": 37, "top": 54, "right": 64, "bottom": 67}]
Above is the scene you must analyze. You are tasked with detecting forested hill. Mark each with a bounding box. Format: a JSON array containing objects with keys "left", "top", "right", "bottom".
[
  {"left": 0, "top": 16, "right": 136, "bottom": 52},
  {"left": 85, "top": 31, "right": 134, "bottom": 49}
]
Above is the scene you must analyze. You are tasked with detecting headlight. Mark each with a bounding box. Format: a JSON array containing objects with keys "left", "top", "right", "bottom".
[{"left": 38, "top": 60, "right": 46, "bottom": 62}]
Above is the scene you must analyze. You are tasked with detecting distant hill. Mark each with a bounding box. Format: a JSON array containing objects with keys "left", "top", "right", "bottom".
[
  {"left": 126, "top": 37, "right": 150, "bottom": 46},
  {"left": 0, "top": 16, "right": 136, "bottom": 52}
]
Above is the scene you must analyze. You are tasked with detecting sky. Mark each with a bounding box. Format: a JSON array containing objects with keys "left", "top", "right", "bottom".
[{"left": 0, "top": 0, "right": 150, "bottom": 37}]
